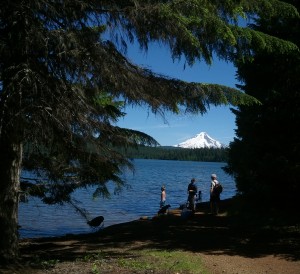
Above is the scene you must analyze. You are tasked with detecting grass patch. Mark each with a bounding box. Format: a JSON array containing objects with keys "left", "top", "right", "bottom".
[
  {"left": 134, "top": 249, "right": 208, "bottom": 274},
  {"left": 84, "top": 248, "right": 208, "bottom": 274}
]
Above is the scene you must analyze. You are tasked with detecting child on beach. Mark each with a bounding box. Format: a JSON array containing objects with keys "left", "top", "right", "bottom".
[{"left": 160, "top": 185, "right": 166, "bottom": 208}]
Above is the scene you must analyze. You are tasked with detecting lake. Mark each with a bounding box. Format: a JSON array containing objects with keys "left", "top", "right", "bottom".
[{"left": 18, "top": 159, "right": 236, "bottom": 238}]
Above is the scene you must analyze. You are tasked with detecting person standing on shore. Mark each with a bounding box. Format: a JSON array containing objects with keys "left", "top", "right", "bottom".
[
  {"left": 187, "top": 178, "right": 197, "bottom": 212},
  {"left": 160, "top": 185, "right": 166, "bottom": 208},
  {"left": 210, "top": 173, "right": 221, "bottom": 215}
]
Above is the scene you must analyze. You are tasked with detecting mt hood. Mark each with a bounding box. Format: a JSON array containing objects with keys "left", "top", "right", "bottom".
[{"left": 174, "top": 132, "right": 223, "bottom": 149}]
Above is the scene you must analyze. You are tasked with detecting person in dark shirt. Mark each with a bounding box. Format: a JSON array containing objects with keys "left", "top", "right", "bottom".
[{"left": 187, "top": 178, "right": 197, "bottom": 212}]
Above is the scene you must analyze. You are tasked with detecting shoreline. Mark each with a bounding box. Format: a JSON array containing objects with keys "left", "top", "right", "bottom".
[
  {"left": 2, "top": 197, "right": 299, "bottom": 274},
  {"left": 19, "top": 198, "right": 229, "bottom": 241}
]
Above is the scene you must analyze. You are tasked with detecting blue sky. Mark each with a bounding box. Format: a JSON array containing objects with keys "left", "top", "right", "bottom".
[{"left": 117, "top": 42, "right": 241, "bottom": 146}]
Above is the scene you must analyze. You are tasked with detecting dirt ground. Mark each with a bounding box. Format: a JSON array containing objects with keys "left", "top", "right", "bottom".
[{"left": 1, "top": 199, "right": 299, "bottom": 274}]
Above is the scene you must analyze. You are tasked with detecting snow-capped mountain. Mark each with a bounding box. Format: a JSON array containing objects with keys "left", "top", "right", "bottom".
[{"left": 174, "top": 132, "right": 223, "bottom": 149}]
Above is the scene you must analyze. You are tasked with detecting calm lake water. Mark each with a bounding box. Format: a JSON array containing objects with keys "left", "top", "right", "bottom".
[{"left": 19, "top": 159, "right": 236, "bottom": 238}]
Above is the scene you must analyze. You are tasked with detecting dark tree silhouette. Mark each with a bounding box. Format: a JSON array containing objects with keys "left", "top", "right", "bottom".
[
  {"left": 0, "top": 0, "right": 298, "bottom": 262},
  {"left": 226, "top": 0, "right": 300, "bottom": 214}
]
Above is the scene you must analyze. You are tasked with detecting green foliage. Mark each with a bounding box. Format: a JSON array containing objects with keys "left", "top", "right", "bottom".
[
  {"left": 225, "top": 0, "right": 300, "bottom": 213},
  {"left": 83, "top": 249, "right": 207, "bottom": 274},
  {"left": 0, "top": 0, "right": 263, "bottom": 207},
  {"left": 0, "top": 0, "right": 299, "bottom": 261},
  {"left": 91, "top": 263, "right": 100, "bottom": 274},
  {"left": 29, "top": 255, "right": 60, "bottom": 269},
  {"left": 1, "top": 0, "right": 296, "bottom": 205}
]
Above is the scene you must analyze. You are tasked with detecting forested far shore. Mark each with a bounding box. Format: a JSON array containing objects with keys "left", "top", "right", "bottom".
[
  {"left": 117, "top": 146, "right": 228, "bottom": 162},
  {"left": 2, "top": 0, "right": 299, "bottom": 265}
]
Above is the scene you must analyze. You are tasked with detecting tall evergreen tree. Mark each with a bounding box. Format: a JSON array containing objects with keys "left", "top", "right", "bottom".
[
  {"left": 0, "top": 0, "right": 298, "bottom": 262},
  {"left": 226, "top": 0, "right": 300, "bottom": 214}
]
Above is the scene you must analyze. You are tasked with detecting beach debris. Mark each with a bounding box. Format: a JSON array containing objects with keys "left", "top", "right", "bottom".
[
  {"left": 157, "top": 204, "right": 171, "bottom": 215},
  {"left": 87, "top": 216, "right": 104, "bottom": 227}
]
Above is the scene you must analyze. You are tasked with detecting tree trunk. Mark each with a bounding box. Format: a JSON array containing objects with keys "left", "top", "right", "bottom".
[{"left": 0, "top": 134, "right": 23, "bottom": 264}]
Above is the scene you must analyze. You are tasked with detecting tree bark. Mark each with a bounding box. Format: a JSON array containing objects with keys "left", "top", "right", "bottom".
[{"left": 0, "top": 134, "right": 22, "bottom": 264}]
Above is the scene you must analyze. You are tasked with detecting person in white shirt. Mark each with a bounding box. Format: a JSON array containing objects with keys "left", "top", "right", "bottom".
[{"left": 210, "top": 173, "right": 220, "bottom": 215}]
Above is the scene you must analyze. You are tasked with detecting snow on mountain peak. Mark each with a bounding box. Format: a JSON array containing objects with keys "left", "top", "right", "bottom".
[{"left": 173, "top": 132, "right": 223, "bottom": 149}]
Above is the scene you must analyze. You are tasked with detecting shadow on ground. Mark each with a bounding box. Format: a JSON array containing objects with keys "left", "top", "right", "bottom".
[{"left": 18, "top": 199, "right": 300, "bottom": 269}]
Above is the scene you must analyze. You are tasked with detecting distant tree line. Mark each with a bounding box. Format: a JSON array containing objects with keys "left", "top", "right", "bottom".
[
  {"left": 1, "top": 0, "right": 298, "bottom": 263},
  {"left": 117, "top": 146, "right": 228, "bottom": 162}
]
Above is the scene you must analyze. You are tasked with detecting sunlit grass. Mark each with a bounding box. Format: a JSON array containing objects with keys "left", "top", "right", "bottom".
[
  {"left": 132, "top": 249, "right": 208, "bottom": 273},
  {"left": 85, "top": 249, "right": 208, "bottom": 274}
]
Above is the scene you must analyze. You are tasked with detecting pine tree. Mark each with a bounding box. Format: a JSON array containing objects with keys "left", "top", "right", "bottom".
[
  {"left": 0, "top": 0, "right": 298, "bottom": 262},
  {"left": 226, "top": 0, "right": 300, "bottom": 215}
]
